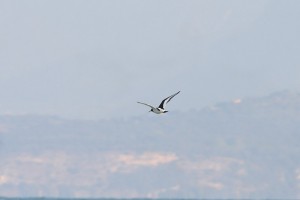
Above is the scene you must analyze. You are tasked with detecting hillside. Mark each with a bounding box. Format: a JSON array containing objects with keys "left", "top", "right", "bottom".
[{"left": 0, "top": 91, "right": 300, "bottom": 198}]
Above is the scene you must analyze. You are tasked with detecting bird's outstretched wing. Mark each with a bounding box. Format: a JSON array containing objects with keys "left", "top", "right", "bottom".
[
  {"left": 158, "top": 91, "right": 180, "bottom": 109},
  {"left": 137, "top": 102, "right": 155, "bottom": 109}
]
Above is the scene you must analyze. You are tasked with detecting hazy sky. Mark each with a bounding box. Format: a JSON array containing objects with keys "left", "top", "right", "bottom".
[{"left": 1, "top": 0, "right": 300, "bottom": 119}]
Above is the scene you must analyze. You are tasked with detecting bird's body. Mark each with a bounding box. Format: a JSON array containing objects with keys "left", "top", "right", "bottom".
[{"left": 137, "top": 91, "right": 180, "bottom": 114}]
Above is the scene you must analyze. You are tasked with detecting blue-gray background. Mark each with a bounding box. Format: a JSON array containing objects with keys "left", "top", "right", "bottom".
[
  {"left": 1, "top": 0, "right": 299, "bottom": 119},
  {"left": 1, "top": 0, "right": 300, "bottom": 199}
]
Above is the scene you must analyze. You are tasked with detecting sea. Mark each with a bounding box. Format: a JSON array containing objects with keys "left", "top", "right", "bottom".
[
  {"left": 0, "top": 198, "right": 272, "bottom": 200},
  {"left": 0, "top": 198, "right": 222, "bottom": 200}
]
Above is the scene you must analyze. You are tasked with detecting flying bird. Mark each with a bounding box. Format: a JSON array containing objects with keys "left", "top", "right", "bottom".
[{"left": 137, "top": 91, "right": 180, "bottom": 114}]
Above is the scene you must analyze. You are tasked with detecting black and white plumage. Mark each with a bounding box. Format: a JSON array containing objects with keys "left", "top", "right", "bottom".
[{"left": 137, "top": 91, "right": 180, "bottom": 114}]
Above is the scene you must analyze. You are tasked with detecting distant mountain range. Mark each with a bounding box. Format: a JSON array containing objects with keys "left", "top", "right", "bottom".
[{"left": 0, "top": 91, "right": 300, "bottom": 198}]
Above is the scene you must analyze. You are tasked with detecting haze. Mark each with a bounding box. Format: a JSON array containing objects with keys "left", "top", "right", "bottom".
[{"left": 1, "top": 0, "right": 299, "bottom": 119}]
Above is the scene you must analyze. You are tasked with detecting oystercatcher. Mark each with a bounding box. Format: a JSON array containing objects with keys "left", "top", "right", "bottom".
[{"left": 137, "top": 91, "right": 180, "bottom": 114}]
